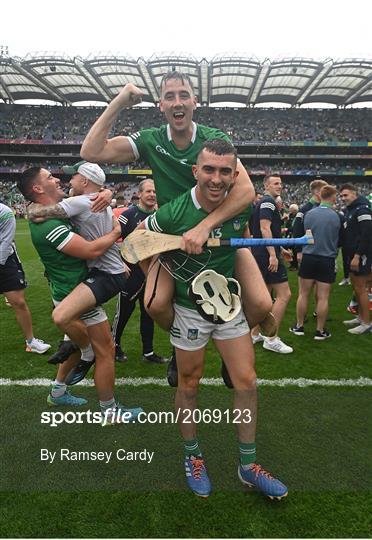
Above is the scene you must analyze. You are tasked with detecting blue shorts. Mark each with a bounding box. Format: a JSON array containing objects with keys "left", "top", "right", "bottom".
[{"left": 253, "top": 253, "right": 288, "bottom": 284}]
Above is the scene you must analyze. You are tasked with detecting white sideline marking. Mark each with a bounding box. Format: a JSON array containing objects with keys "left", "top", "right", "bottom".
[{"left": 0, "top": 377, "right": 371, "bottom": 387}]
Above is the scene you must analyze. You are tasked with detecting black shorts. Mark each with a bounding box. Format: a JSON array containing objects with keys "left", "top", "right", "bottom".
[
  {"left": 298, "top": 254, "right": 336, "bottom": 283},
  {"left": 253, "top": 252, "right": 288, "bottom": 284},
  {"left": 345, "top": 254, "right": 372, "bottom": 277},
  {"left": 121, "top": 268, "right": 145, "bottom": 301},
  {"left": 0, "top": 251, "right": 27, "bottom": 294},
  {"left": 83, "top": 268, "right": 127, "bottom": 306}
]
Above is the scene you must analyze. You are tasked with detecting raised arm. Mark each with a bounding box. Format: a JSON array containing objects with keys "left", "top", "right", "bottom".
[
  {"left": 182, "top": 162, "right": 254, "bottom": 253},
  {"left": 81, "top": 83, "right": 143, "bottom": 164}
]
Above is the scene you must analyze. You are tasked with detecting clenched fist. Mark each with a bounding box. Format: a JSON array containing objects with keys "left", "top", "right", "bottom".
[{"left": 114, "top": 83, "right": 143, "bottom": 109}]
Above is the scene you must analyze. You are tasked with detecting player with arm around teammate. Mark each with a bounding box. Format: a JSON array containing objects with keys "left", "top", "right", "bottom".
[
  {"left": 137, "top": 140, "right": 288, "bottom": 500},
  {"left": 18, "top": 167, "right": 142, "bottom": 421},
  {"left": 26, "top": 162, "right": 130, "bottom": 385},
  {"left": 80, "top": 72, "right": 275, "bottom": 387}
]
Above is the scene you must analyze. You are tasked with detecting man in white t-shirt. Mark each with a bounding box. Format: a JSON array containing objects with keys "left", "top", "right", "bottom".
[{"left": 27, "top": 163, "right": 141, "bottom": 421}]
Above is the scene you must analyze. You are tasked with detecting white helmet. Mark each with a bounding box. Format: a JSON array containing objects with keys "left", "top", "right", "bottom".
[{"left": 188, "top": 270, "right": 241, "bottom": 324}]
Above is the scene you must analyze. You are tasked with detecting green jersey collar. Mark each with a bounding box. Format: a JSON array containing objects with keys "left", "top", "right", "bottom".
[
  {"left": 167, "top": 122, "right": 197, "bottom": 143},
  {"left": 190, "top": 186, "right": 228, "bottom": 211},
  {"left": 320, "top": 202, "right": 333, "bottom": 208},
  {"left": 191, "top": 186, "right": 201, "bottom": 209}
]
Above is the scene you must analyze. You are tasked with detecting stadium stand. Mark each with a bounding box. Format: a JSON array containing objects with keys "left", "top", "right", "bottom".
[
  {"left": 1, "top": 104, "right": 371, "bottom": 142},
  {"left": 0, "top": 54, "right": 371, "bottom": 212}
]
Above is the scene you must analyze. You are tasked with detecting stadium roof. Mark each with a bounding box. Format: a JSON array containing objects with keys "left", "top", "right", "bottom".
[{"left": 0, "top": 53, "right": 371, "bottom": 107}]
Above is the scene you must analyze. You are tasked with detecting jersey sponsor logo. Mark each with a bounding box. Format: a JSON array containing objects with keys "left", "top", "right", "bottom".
[
  {"left": 187, "top": 329, "right": 199, "bottom": 341},
  {"left": 233, "top": 219, "right": 241, "bottom": 231},
  {"left": 155, "top": 145, "right": 171, "bottom": 157}
]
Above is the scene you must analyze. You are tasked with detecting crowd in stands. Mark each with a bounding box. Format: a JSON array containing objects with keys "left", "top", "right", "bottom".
[
  {"left": 0, "top": 180, "right": 27, "bottom": 216},
  {"left": 2, "top": 178, "right": 370, "bottom": 218},
  {"left": 1, "top": 158, "right": 369, "bottom": 176},
  {"left": 1, "top": 104, "right": 371, "bottom": 143}
]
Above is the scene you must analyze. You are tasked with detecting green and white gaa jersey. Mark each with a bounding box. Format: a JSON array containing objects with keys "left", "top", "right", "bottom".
[
  {"left": 29, "top": 219, "right": 88, "bottom": 302},
  {"left": 127, "top": 122, "right": 230, "bottom": 206},
  {"left": 145, "top": 187, "right": 251, "bottom": 310}
]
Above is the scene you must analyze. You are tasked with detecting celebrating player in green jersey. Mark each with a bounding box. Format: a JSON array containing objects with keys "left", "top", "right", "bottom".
[
  {"left": 81, "top": 71, "right": 274, "bottom": 386},
  {"left": 137, "top": 140, "right": 287, "bottom": 500},
  {"left": 18, "top": 168, "right": 142, "bottom": 421}
]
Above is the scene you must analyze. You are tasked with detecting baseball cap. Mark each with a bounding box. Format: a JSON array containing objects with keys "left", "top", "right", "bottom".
[{"left": 62, "top": 160, "right": 106, "bottom": 186}]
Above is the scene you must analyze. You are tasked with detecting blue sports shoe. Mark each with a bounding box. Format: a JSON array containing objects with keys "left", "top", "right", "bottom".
[
  {"left": 238, "top": 463, "right": 288, "bottom": 500},
  {"left": 47, "top": 390, "right": 88, "bottom": 407},
  {"left": 65, "top": 358, "right": 95, "bottom": 386},
  {"left": 184, "top": 455, "right": 211, "bottom": 498},
  {"left": 101, "top": 403, "right": 144, "bottom": 425}
]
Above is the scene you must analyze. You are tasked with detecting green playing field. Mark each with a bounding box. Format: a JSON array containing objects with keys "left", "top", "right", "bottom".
[{"left": 0, "top": 220, "right": 371, "bottom": 538}]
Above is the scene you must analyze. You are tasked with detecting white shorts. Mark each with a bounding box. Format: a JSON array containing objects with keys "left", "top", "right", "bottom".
[
  {"left": 170, "top": 304, "right": 250, "bottom": 351},
  {"left": 52, "top": 299, "right": 107, "bottom": 327}
]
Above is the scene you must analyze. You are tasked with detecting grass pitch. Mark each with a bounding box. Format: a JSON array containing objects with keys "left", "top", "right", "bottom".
[{"left": 0, "top": 220, "right": 371, "bottom": 538}]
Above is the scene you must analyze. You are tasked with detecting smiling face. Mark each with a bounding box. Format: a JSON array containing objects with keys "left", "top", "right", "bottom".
[
  {"left": 33, "top": 168, "right": 66, "bottom": 203},
  {"left": 159, "top": 77, "right": 197, "bottom": 136},
  {"left": 339, "top": 188, "right": 357, "bottom": 206},
  {"left": 193, "top": 149, "right": 238, "bottom": 211},
  {"left": 69, "top": 173, "right": 87, "bottom": 196},
  {"left": 264, "top": 175, "right": 282, "bottom": 199}
]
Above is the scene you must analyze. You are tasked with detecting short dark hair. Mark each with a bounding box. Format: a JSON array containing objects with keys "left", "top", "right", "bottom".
[
  {"left": 340, "top": 183, "right": 357, "bottom": 193},
  {"left": 17, "top": 166, "right": 42, "bottom": 202},
  {"left": 263, "top": 173, "right": 280, "bottom": 185},
  {"left": 197, "top": 139, "right": 237, "bottom": 163},
  {"left": 160, "top": 71, "right": 195, "bottom": 94}
]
